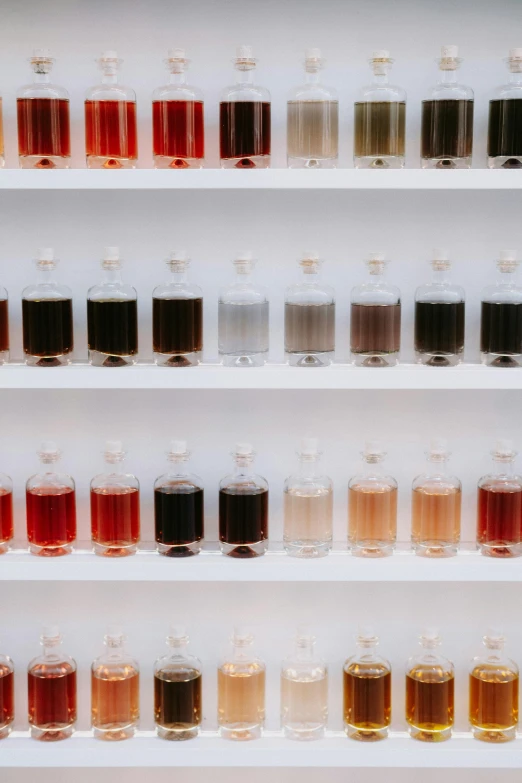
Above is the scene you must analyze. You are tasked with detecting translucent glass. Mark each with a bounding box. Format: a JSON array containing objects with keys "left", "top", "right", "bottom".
[
  {"left": 218, "top": 628, "right": 265, "bottom": 740},
  {"left": 91, "top": 629, "right": 139, "bottom": 740},
  {"left": 91, "top": 442, "right": 140, "bottom": 557},
  {"left": 0, "top": 97, "right": 4, "bottom": 168},
  {"left": 348, "top": 443, "right": 397, "bottom": 557},
  {"left": 343, "top": 628, "right": 391, "bottom": 741},
  {"left": 154, "top": 626, "right": 202, "bottom": 740},
  {"left": 0, "top": 473, "right": 13, "bottom": 555},
  {"left": 406, "top": 630, "right": 454, "bottom": 742},
  {"left": 0, "top": 285, "right": 9, "bottom": 364},
  {"left": 281, "top": 628, "right": 327, "bottom": 740},
  {"left": 480, "top": 253, "right": 522, "bottom": 367},
  {"left": 219, "top": 444, "right": 268, "bottom": 558},
  {"left": 488, "top": 51, "right": 522, "bottom": 169},
  {"left": 477, "top": 440, "right": 522, "bottom": 557},
  {"left": 28, "top": 627, "right": 77, "bottom": 741},
  {"left": 469, "top": 631, "right": 519, "bottom": 742},
  {"left": 0, "top": 651, "right": 14, "bottom": 739}
]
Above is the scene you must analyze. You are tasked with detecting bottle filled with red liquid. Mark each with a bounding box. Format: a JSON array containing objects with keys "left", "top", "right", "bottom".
[
  {"left": 0, "top": 284, "right": 9, "bottom": 364},
  {"left": 17, "top": 49, "right": 70, "bottom": 169},
  {"left": 477, "top": 440, "right": 522, "bottom": 557},
  {"left": 0, "top": 473, "right": 13, "bottom": 555},
  {"left": 0, "top": 649, "right": 14, "bottom": 739},
  {"left": 91, "top": 440, "right": 140, "bottom": 557},
  {"left": 153, "top": 49, "right": 204, "bottom": 169},
  {"left": 85, "top": 51, "right": 137, "bottom": 169},
  {"left": 28, "top": 626, "right": 77, "bottom": 741},
  {"left": 26, "top": 442, "right": 76, "bottom": 557}
]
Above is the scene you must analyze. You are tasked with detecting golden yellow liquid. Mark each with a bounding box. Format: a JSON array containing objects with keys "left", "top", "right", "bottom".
[
  {"left": 343, "top": 662, "right": 391, "bottom": 740},
  {"left": 470, "top": 665, "right": 519, "bottom": 742},
  {"left": 406, "top": 665, "right": 454, "bottom": 741}
]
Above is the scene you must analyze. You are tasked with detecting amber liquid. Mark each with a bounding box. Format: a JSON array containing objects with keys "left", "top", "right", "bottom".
[
  {"left": 28, "top": 664, "right": 76, "bottom": 739},
  {"left": 154, "top": 484, "right": 204, "bottom": 555},
  {"left": 219, "top": 102, "right": 271, "bottom": 163},
  {"left": 17, "top": 98, "right": 71, "bottom": 160},
  {"left": 85, "top": 100, "right": 138, "bottom": 163},
  {"left": 0, "top": 666, "right": 14, "bottom": 735},
  {"left": 488, "top": 99, "right": 522, "bottom": 162},
  {"left": 350, "top": 303, "right": 401, "bottom": 355},
  {"left": 152, "top": 100, "right": 204, "bottom": 163},
  {"left": 285, "top": 303, "right": 335, "bottom": 353},
  {"left": 421, "top": 99, "right": 474, "bottom": 161},
  {"left": 470, "top": 666, "right": 519, "bottom": 741},
  {"left": 406, "top": 667, "right": 454, "bottom": 740},
  {"left": 481, "top": 302, "right": 522, "bottom": 358},
  {"left": 91, "top": 486, "right": 140, "bottom": 554},
  {"left": 0, "top": 299, "right": 9, "bottom": 354},
  {"left": 218, "top": 663, "right": 265, "bottom": 739},
  {"left": 477, "top": 484, "right": 522, "bottom": 556},
  {"left": 219, "top": 487, "right": 268, "bottom": 557},
  {"left": 0, "top": 489, "right": 13, "bottom": 548},
  {"left": 26, "top": 486, "right": 76, "bottom": 555},
  {"left": 22, "top": 298, "right": 73, "bottom": 361},
  {"left": 412, "top": 484, "right": 461, "bottom": 556},
  {"left": 152, "top": 297, "right": 203, "bottom": 359},
  {"left": 414, "top": 301, "right": 465, "bottom": 360},
  {"left": 154, "top": 668, "right": 202, "bottom": 737},
  {"left": 348, "top": 485, "right": 397, "bottom": 555},
  {"left": 87, "top": 299, "right": 138, "bottom": 360},
  {"left": 343, "top": 663, "right": 391, "bottom": 740},
  {"left": 91, "top": 666, "right": 139, "bottom": 738},
  {"left": 354, "top": 102, "right": 406, "bottom": 158}
]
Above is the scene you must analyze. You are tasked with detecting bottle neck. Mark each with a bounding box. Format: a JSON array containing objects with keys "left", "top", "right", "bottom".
[
  {"left": 304, "top": 70, "right": 320, "bottom": 85},
  {"left": 167, "top": 455, "right": 190, "bottom": 476},
  {"left": 168, "top": 266, "right": 189, "bottom": 284},
  {"left": 439, "top": 68, "right": 458, "bottom": 85},
  {"left": 509, "top": 70, "right": 522, "bottom": 85},
  {"left": 298, "top": 455, "right": 320, "bottom": 478},
  {"left": 104, "top": 457, "right": 124, "bottom": 475},
  {"left": 425, "top": 455, "right": 448, "bottom": 474},
  {"left": 231, "top": 640, "right": 253, "bottom": 661},
  {"left": 234, "top": 457, "right": 254, "bottom": 477},
  {"left": 431, "top": 267, "right": 451, "bottom": 285},
  {"left": 101, "top": 71, "right": 118, "bottom": 86},
  {"left": 101, "top": 266, "right": 123, "bottom": 285},
  {"left": 42, "top": 639, "right": 62, "bottom": 659},
  {"left": 372, "top": 70, "right": 389, "bottom": 86},
  {"left": 235, "top": 68, "right": 254, "bottom": 85},
  {"left": 104, "top": 639, "right": 125, "bottom": 660},
  {"left": 169, "top": 70, "right": 187, "bottom": 85},
  {"left": 167, "top": 639, "right": 188, "bottom": 657},
  {"left": 33, "top": 72, "right": 51, "bottom": 85},
  {"left": 493, "top": 456, "right": 515, "bottom": 476},
  {"left": 356, "top": 639, "right": 378, "bottom": 658},
  {"left": 36, "top": 266, "right": 56, "bottom": 285},
  {"left": 294, "top": 639, "right": 315, "bottom": 661}
]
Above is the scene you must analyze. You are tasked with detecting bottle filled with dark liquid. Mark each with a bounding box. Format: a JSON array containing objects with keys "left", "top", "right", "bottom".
[
  {"left": 477, "top": 440, "right": 522, "bottom": 558},
  {"left": 28, "top": 626, "right": 77, "bottom": 741},
  {"left": 421, "top": 46, "right": 474, "bottom": 169},
  {"left": 154, "top": 441, "right": 204, "bottom": 557},
  {"left": 350, "top": 254, "right": 401, "bottom": 367},
  {"left": 414, "top": 249, "right": 465, "bottom": 366},
  {"left": 87, "top": 247, "right": 138, "bottom": 367},
  {"left": 153, "top": 251, "right": 203, "bottom": 367},
  {"left": 0, "top": 650, "right": 14, "bottom": 739},
  {"left": 343, "top": 628, "right": 391, "bottom": 741},
  {"left": 470, "top": 630, "right": 519, "bottom": 743},
  {"left": 0, "top": 472, "right": 13, "bottom": 555},
  {"left": 91, "top": 627, "right": 140, "bottom": 741},
  {"left": 219, "top": 443, "right": 268, "bottom": 558},
  {"left": 17, "top": 49, "right": 70, "bottom": 169},
  {"left": 153, "top": 49, "right": 204, "bottom": 169},
  {"left": 220, "top": 46, "right": 271, "bottom": 169},
  {"left": 406, "top": 629, "right": 454, "bottom": 742},
  {"left": 154, "top": 626, "right": 202, "bottom": 740},
  {"left": 85, "top": 51, "right": 137, "bottom": 169},
  {"left": 480, "top": 251, "right": 522, "bottom": 367},
  {"left": 0, "top": 286, "right": 9, "bottom": 364},
  {"left": 488, "top": 49, "right": 522, "bottom": 169},
  {"left": 22, "top": 248, "right": 73, "bottom": 367}
]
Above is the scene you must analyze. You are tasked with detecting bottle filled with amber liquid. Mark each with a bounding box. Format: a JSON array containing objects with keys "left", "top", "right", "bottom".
[
  {"left": 85, "top": 52, "right": 138, "bottom": 169},
  {"left": 28, "top": 626, "right": 77, "bottom": 741},
  {"left": 0, "top": 647, "right": 14, "bottom": 739},
  {"left": 287, "top": 49, "right": 338, "bottom": 169},
  {"left": 219, "top": 443, "right": 268, "bottom": 558},
  {"left": 480, "top": 251, "right": 522, "bottom": 367},
  {"left": 26, "top": 442, "right": 76, "bottom": 557},
  {"left": 477, "top": 439, "right": 522, "bottom": 558},
  {"left": 153, "top": 251, "right": 203, "bottom": 367},
  {"left": 154, "top": 440, "right": 204, "bottom": 557},
  {"left": 284, "top": 252, "right": 335, "bottom": 367},
  {"left": 153, "top": 49, "right": 204, "bottom": 169},
  {"left": 87, "top": 247, "right": 138, "bottom": 367},
  {"left": 281, "top": 626, "right": 328, "bottom": 740},
  {"left": 220, "top": 46, "right": 271, "bottom": 169},
  {"left": 91, "top": 627, "right": 139, "bottom": 741},
  {"left": 470, "top": 629, "right": 519, "bottom": 742},
  {"left": 348, "top": 441, "right": 397, "bottom": 557},
  {"left": 350, "top": 254, "right": 401, "bottom": 367},
  {"left": 91, "top": 441, "right": 140, "bottom": 557},
  {"left": 218, "top": 627, "right": 265, "bottom": 740},
  {"left": 22, "top": 248, "right": 73, "bottom": 366},
  {"left": 154, "top": 625, "right": 202, "bottom": 740},
  {"left": 0, "top": 471, "right": 13, "bottom": 555},
  {"left": 414, "top": 249, "right": 465, "bottom": 366},
  {"left": 17, "top": 49, "right": 70, "bottom": 169},
  {"left": 283, "top": 438, "right": 333, "bottom": 557},
  {"left": 406, "top": 629, "right": 454, "bottom": 742},
  {"left": 412, "top": 439, "right": 461, "bottom": 557},
  {"left": 488, "top": 49, "right": 522, "bottom": 169},
  {"left": 421, "top": 45, "right": 474, "bottom": 169},
  {"left": 354, "top": 50, "right": 406, "bottom": 169},
  {"left": 343, "top": 627, "right": 391, "bottom": 741},
  {"left": 0, "top": 283, "right": 9, "bottom": 364}
]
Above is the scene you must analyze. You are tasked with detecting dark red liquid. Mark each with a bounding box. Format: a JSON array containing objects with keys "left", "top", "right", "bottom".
[
  {"left": 0, "top": 668, "right": 14, "bottom": 730},
  {"left": 0, "top": 299, "right": 9, "bottom": 354},
  {"left": 219, "top": 488, "right": 268, "bottom": 556},
  {"left": 26, "top": 486, "right": 76, "bottom": 553},
  {"left": 28, "top": 667, "right": 76, "bottom": 730},
  {"left": 153, "top": 297, "right": 203, "bottom": 356},
  {"left": 152, "top": 100, "right": 204, "bottom": 162},
  {"left": 154, "top": 485, "right": 204, "bottom": 554},
  {"left": 219, "top": 101, "right": 271, "bottom": 161},
  {"left": 17, "top": 98, "right": 71, "bottom": 159},
  {"left": 478, "top": 484, "right": 522, "bottom": 554},
  {"left": 91, "top": 486, "right": 140, "bottom": 550},
  {"left": 85, "top": 100, "right": 138, "bottom": 162},
  {"left": 22, "top": 298, "right": 74, "bottom": 359},
  {"left": 0, "top": 489, "right": 13, "bottom": 546}
]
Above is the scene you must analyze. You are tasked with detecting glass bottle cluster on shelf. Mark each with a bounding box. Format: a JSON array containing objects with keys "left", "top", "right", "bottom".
[
  {"left": 2, "top": 246, "right": 522, "bottom": 369},
  {"left": 0, "top": 625, "right": 519, "bottom": 745},
  {"left": 2, "top": 45, "right": 522, "bottom": 170},
  {"left": 2, "top": 437, "right": 522, "bottom": 560}
]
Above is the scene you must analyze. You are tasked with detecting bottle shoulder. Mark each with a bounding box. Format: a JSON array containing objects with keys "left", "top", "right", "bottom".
[
  {"left": 85, "top": 84, "right": 136, "bottom": 102},
  {"left": 478, "top": 473, "right": 522, "bottom": 491},
  {"left": 344, "top": 653, "right": 391, "bottom": 674},
  {"left": 0, "top": 286, "right": 7, "bottom": 300},
  {"left": 424, "top": 82, "right": 474, "bottom": 101},
  {"left": 287, "top": 82, "right": 338, "bottom": 102},
  {"left": 22, "top": 282, "right": 72, "bottom": 300},
  {"left": 406, "top": 652, "right": 454, "bottom": 676},
  {"left": 28, "top": 654, "right": 76, "bottom": 675},
  {"left": 92, "top": 654, "right": 140, "bottom": 676},
  {"left": 0, "top": 654, "right": 14, "bottom": 674},
  {"left": 284, "top": 473, "right": 333, "bottom": 493},
  {"left": 357, "top": 83, "right": 406, "bottom": 102},
  {"left": 152, "top": 83, "right": 203, "bottom": 102},
  {"left": 87, "top": 282, "right": 137, "bottom": 301},
  {"left": 282, "top": 656, "right": 327, "bottom": 679},
  {"left": 351, "top": 282, "right": 401, "bottom": 304},
  {"left": 17, "top": 82, "right": 69, "bottom": 100},
  {"left": 412, "top": 472, "right": 461, "bottom": 492},
  {"left": 0, "top": 473, "right": 13, "bottom": 492},
  {"left": 219, "top": 656, "right": 265, "bottom": 674},
  {"left": 471, "top": 654, "right": 518, "bottom": 677},
  {"left": 153, "top": 281, "right": 203, "bottom": 299},
  {"left": 27, "top": 471, "right": 75, "bottom": 491},
  {"left": 349, "top": 473, "right": 397, "bottom": 491},
  {"left": 219, "top": 282, "right": 268, "bottom": 304},
  {"left": 219, "top": 473, "right": 269, "bottom": 492},
  {"left": 415, "top": 282, "right": 465, "bottom": 303},
  {"left": 154, "top": 472, "right": 203, "bottom": 491},
  {"left": 90, "top": 472, "right": 139, "bottom": 491},
  {"left": 490, "top": 84, "right": 522, "bottom": 101},
  {"left": 220, "top": 83, "right": 271, "bottom": 102},
  {"left": 285, "top": 281, "right": 335, "bottom": 305},
  {"left": 155, "top": 651, "right": 202, "bottom": 673},
  {"left": 481, "top": 282, "right": 522, "bottom": 303}
]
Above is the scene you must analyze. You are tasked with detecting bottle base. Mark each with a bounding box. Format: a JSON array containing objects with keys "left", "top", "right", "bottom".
[
  {"left": 93, "top": 541, "right": 138, "bottom": 557},
  {"left": 0, "top": 540, "right": 11, "bottom": 555},
  {"left": 481, "top": 351, "right": 522, "bottom": 368},
  {"left": 287, "top": 156, "right": 337, "bottom": 169},
  {"left": 221, "top": 352, "right": 267, "bottom": 367},
  {"left": 286, "top": 351, "right": 333, "bottom": 368},
  {"left": 25, "top": 353, "right": 71, "bottom": 367},
  {"left": 219, "top": 723, "right": 262, "bottom": 741},
  {"left": 472, "top": 725, "right": 516, "bottom": 743},
  {"left": 156, "top": 724, "right": 200, "bottom": 740},
  {"left": 19, "top": 155, "right": 70, "bottom": 170},
  {"left": 0, "top": 350, "right": 9, "bottom": 365},
  {"left": 415, "top": 351, "right": 462, "bottom": 367},
  {"left": 409, "top": 725, "right": 452, "bottom": 742},
  {"left": 283, "top": 724, "right": 325, "bottom": 741},
  {"left": 478, "top": 541, "right": 522, "bottom": 558},
  {"left": 93, "top": 724, "right": 136, "bottom": 741},
  {"left": 421, "top": 156, "right": 471, "bottom": 169},
  {"left": 350, "top": 541, "right": 394, "bottom": 558},
  {"left": 354, "top": 155, "right": 405, "bottom": 169},
  {"left": 153, "top": 155, "right": 204, "bottom": 170},
  {"left": 0, "top": 724, "right": 12, "bottom": 740},
  {"left": 220, "top": 155, "right": 270, "bottom": 169},
  {"left": 89, "top": 349, "right": 137, "bottom": 367},
  {"left": 351, "top": 352, "right": 399, "bottom": 368},
  {"left": 86, "top": 155, "right": 137, "bottom": 170},
  {"left": 0, "top": 155, "right": 4, "bottom": 169},
  {"left": 345, "top": 724, "right": 388, "bottom": 742},
  {"left": 413, "top": 541, "right": 458, "bottom": 558},
  {"left": 154, "top": 350, "right": 201, "bottom": 367},
  {"left": 488, "top": 155, "right": 522, "bottom": 169},
  {"left": 29, "top": 542, "right": 73, "bottom": 557},
  {"left": 30, "top": 724, "right": 74, "bottom": 741},
  {"left": 284, "top": 540, "right": 331, "bottom": 558},
  {"left": 156, "top": 540, "right": 202, "bottom": 557},
  {"left": 220, "top": 540, "right": 268, "bottom": 558}
]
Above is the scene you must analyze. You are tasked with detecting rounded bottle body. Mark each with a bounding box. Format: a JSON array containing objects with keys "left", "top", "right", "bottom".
[
  {"left": 412, "top": 442, "right": 461, "bottom": 557},
  {"left": 91, "top": 632, "right": 139, "bottom": 741},
  {"left": 350, "top": 259, "right": 401, "bottom": 368},
  {"left": 480, "top": 258, "right": 522, "bottom": 368},
  {"left": 406, "top": 636, "right": 454, "bottom": 742},
  {"left": 218, "top": 629, "right": 266, "bottom": 740},
  {"left": 469, "top": 633, "right": 519, "bottom": 742},
  {"left": 26, "top": 465, "right": 76, "bottom": 557},
  {"left": 281, "top": 630, "right": 328, "bottom": 740},
  {"left": 0, "top": 653, "right": 14, "bottom": 739},
  {"left": 28, "top": 630, "right": 77, "bottom": 741},
  {"left": 87, "top": 286, "right": 138, "bottom": 368},
  {"left": 152, "top": 259, "right": 203, "bottom": 367},
  {"left": 284, "top": 258, "right": 335, "bottom": 367},
  {"left": 488, "top": 52, "right": 522, "bottom": 169},
  {"left": 343, "top": 642, "right": 391, "bottom": 741},
  {"left": 414, "top": 261, "right": 465, "bottom": 367},
  {"left": 348, "top": 445, "right": 397, "bottom": 557},
  {"left": 0, "top": 285, "right": 9, "bottom": 364},
  {"left": 154, "top": 629, "right": 202, "bottom": 740},
  {"left": 91, "top": 471, "right": 140, "bottom": 557},
  {"left": 218, "top": 258, "right": 269, "bottom": 367},
  {"left": 0, "top": 473, "right": 13, "bottom": 555}
]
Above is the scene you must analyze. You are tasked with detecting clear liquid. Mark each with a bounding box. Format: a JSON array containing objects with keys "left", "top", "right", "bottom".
[
  {"left": 218, "top": 663, "right": 265, "bottom": 740},
  {"left": 281, "top": 669, "right": 328, "bottom": 739},
  {"left": 218, "top": 301, "right": 269, "bottom": 365},
  {"left": 283, "top": 487, "right": 333, "bottom": 557},
  {"left": 287, "top": 101, "right": 339, "bottom": 166}
]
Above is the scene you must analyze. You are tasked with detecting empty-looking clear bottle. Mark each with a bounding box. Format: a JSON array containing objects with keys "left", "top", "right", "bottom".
[{"left": 281, "top": 627, "right": 328, "bottom": 740}]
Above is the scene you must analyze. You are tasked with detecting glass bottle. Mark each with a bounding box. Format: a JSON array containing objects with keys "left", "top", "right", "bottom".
[
  {"left": 91, "top": 440, "right": 140, "bottom": 557},
  {"left": 488, "top": 49, "right": 522, "bottom": 169},
  {"left": 477, "top": 439, "right": 522, "bottom": 558},
  {"left": 85, "top": 51, "right": 138, "bottom": 169},
  {"left": 480, "top": 250, "right": 522, "bottom": 367},
  {"left": 154, "top": 625, "right": 202, "bottom": 740},
  {"left": 218, "top": 253, "right": 269, "bottom": 367},
  {"left": 0, "top": 284, "right": 9, "bottom": 364},
  {"left": 283, "top": 438, "right": 333, "bottom": 557},
  {"left": 343, "top": 627, "right": 391, "bottom": 741},
  {"left": 17, "top": 49, "right": 70, "bottom": 169},
  {"left": 421, "top": 45, "right": 474, "bottom": 169},
  {"left": 284, "top": 252, "right": 335, "bottom": 367},
  {"left": 287, "top": 48, "right": 338, "bottom": 169},
  {"left": 152, "top": 49, "right": 204, "bottom": 169},
  {"left": 281, "top": 627, "right": 328, "bottom": 740},
  {"left": 0, "top": 472, "right": 13, "bottom": 555},
  {"left": 411, "top": 439, "right": 461, "bottom": 557},
  {"left": 87, "top": 246, "right": 138, "bottom": 367},
  {"left": 348, "top": 441, "right": 397, "bottom": 557},
  {"left": 470, "top": 629, "right": 519, "bottom": 743},
  {"left": 26, "top": 442, "right": 76, "bottom": 557},
  {"left": 22, "top": 248, "right": 73, "bottom": 367},
  {"left": 354, "top": 50, "right": 406, "bottom": 169},
  {"left": 218, "top": 627, "right": 265, "bottom": 740},
  {"left": 219, "top": 443, "right": 268, "bottom": 558},
  {"left": 152, "top": 251, "right": 203, "bottom": 367},
  {"left": 91, "top": 626, "right": 139, "bottom": 741},
  {"left": 0, "top": 648, "right": 14, "bottom": 739},
  {"left": 406, "top": 629, "right": 454, "bottom": 742},
  {"left": 154, "top": 440, "right": 204, "bottom": 557},
  {"left": 350, "top": 253, "right": 401, "bottom": 367},
  {"left": 219, "top": 46, "right": 271, "bottom": 169},
  {"left": 414, "top": 249, "right": 465, "bottom": 366},
  {"left": 0, "top": 94, "right": 4, "bottom": 168},
  {"left": 28, "top": 626, "right": 77, "bottom": 741}
]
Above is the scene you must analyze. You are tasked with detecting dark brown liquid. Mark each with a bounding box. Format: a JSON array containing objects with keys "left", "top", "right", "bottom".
[
  {"left": 0, "top": 299, "right": 8, "bottom": 353},
  {"left": 22, "top": 298, "right": 73, "bottom": 359},
  {"left": 28, "top": 666, "right": 77, "bottom": 730},
  {"left": 285, "top": 302, "right": 335, "bottom": 353},
  {"left": 481, "top": 302, "right": 522, "bottom": 356},
  {"left": 350, "top": 303, "right": 401, "bottom": 354},
  {"left": 17, "top": 98, "right": 71, "bottom": 159},
  {"left": 153, "top": 298, "right": 203, "bottom": 357},
  {"left": 406, "top": 669, "right": 454, "bottom": 733},
  {"left": 154, "top": 669, "right": 202, "bottom": 731},
  {"left": 354, "top": 102, "right": 405, "bottom": 157},
  {"left": 154, "top": 484, "right": 204, "bottom": 555},
  {"left": 414, "top": 301, "right": 465, "bottom": 357},
  {"left": 488, "top": 99, "right": 522, "bottom": 162},
  {"left": 421, "top": 99, "right": 474, "bottom": 161},
  {"left": 343, "top": 665, "right": 391, "bottom": 732},
  {"left": 478, "top": 484, "right": 522, "bottom": 554},
  {"left": 219, "top": 102, "right": 271, "bottom": 162},
  {"left": 87, "top": 299, "right": 138, "bottom": 359},
  {"left": 219, "top": 487, "right": 268, "bottom": 556}
]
